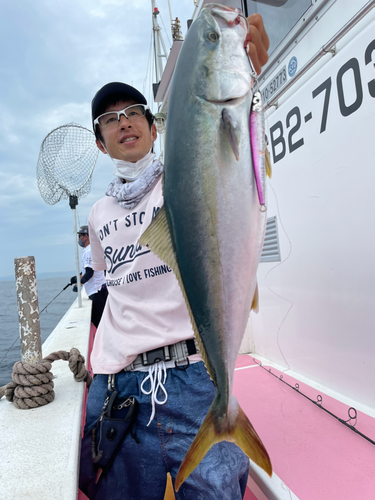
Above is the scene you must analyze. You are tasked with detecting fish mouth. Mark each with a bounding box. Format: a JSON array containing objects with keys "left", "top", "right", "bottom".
[
  {"left": 207, "top": 4, "right": 248, "bottom": 33},
  {"left": 203, "top": 94, "right": 248, "bottom": 105}
]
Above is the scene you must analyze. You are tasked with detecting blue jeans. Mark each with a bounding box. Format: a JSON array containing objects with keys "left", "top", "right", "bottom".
[{"left": 79, "top": 361, "right": 249, "bottom": 499}]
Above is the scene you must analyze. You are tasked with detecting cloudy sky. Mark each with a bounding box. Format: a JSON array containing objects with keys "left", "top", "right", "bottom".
[{"left": 0, "top": 0, "right": 198, "bottom": 280}]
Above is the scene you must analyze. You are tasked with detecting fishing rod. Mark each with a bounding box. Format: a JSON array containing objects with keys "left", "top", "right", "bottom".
[
  {"left": 39, "top": 282, "right": 72, "bottom": 315},
  {"left": 253, "top": 359, "right": 375, "bottom": 446},
  {"left": 0, "top": 283, "right": 72, "bottom": 370}
]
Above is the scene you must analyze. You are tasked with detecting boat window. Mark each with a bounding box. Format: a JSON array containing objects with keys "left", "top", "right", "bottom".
[{"left": 244, "top": 0, "right": 312, "bottom": 56}]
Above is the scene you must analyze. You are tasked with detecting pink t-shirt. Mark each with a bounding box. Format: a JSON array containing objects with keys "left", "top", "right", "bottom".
[{"left": 88, "top": 177, "right": 198, "bottom": 374}]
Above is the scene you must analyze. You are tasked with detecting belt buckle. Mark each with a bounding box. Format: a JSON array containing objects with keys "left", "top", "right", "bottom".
[{"left": 142, "top": 345, "right": 171, "bottom": 366}]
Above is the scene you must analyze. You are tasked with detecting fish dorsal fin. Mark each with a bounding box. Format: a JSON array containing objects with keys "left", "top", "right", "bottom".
[
  {"left": 251, "top": 282, "right": 259, "bottom": 313},
  {"left": 265, "top": 145, "right": 272, "bottom": 179},
  {"left": 222, "top": 108, "right": 240, "bottom": 160},
  {"left": 139, "top": 206, "right": 214, "bottom": 379}
]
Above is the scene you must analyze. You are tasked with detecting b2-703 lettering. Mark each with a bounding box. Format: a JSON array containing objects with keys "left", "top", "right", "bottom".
[{"left": 269, "top": 39, "right": 374, "bottom": 164}]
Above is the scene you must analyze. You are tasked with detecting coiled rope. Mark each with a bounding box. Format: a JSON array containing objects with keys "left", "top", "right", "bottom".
[{"left": 0, "top": 348, "right": 92, "bottom": 409}]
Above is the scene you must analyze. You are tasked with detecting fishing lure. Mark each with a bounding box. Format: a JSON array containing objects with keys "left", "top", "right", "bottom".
[{"left": 250, "top": 90, "right": 267, "bottom": 211}]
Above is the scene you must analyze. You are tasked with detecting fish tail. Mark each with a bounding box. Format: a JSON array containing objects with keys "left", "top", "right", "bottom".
[
  {"left": 231, "top": 404, "right": 272, "bottom": 475},
  {"left": 175, "top": 399, "right": 272, "bottom": 491}
]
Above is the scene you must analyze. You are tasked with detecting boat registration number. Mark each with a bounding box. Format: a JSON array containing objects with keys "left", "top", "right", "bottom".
[{"left": 261, "top": 66, "right": 287, "bottom": 104}]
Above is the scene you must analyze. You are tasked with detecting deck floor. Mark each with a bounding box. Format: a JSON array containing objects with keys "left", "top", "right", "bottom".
[{"left": 233, "top": 355, "right": 375, "bottom": 500}]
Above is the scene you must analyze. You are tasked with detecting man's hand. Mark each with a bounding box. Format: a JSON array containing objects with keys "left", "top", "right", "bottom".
[{"left": 246, "top": 13, "right": 270, "bottom": 74}]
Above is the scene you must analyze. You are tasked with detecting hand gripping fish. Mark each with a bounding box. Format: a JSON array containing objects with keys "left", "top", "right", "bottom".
[{"left": 140, "top": 3, "right": 272, "bottom": 490}]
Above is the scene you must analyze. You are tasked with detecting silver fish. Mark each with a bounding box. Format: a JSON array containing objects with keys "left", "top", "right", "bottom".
[{"left": 140, "top": 3, "right": 272, "bottom": 490}]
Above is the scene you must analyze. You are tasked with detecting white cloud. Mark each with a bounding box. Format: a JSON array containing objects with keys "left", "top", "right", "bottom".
[
  {"left": 35, "top": 103, "right": 93, "bottom": 136},
  {"left": 0, "top": 172, "right": 39, "bottom": 201},
  {"left": 0, "top": 0, "right": 194, "bottom": 277},
  {"left": 0, "top": 111, "right": 21, "bottom": 147}
]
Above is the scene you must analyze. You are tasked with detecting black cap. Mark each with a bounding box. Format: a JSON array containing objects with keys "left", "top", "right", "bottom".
[
  {"left": 91, "top": 82, "right": 147, "bottom": 125},
  {"left": 77, "top": 225, "right": 89, "bottom": 235}
]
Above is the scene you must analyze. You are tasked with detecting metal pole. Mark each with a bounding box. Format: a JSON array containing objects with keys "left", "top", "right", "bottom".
[
  {"left": 14, "top": 256, "right": 43, "bottom": 365},
  {"left": 72, "top": 207, "right": 82, "bottom": 308},
  {"left": 69, "top": 195, "right": 82, "bottom": 308},
  {"left": 152, "top": 1, "right": 168, "bottom": 83},
  {"left": 167, "top": 0, "right": 173, "bottom": 25},
  {"left": 152, "top": 12, "right": 160, "bottom": 82}
]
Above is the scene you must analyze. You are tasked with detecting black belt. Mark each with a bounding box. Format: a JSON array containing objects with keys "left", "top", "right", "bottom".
[{"left": 123, "top": 338, "right": 199, "bottom": 371}]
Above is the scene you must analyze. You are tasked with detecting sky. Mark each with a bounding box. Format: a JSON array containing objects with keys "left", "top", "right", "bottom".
[{"left": 0, "top": 0, "right": 197, "bottom": 280}]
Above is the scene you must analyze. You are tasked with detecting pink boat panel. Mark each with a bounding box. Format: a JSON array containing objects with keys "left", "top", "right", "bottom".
[{"left": 233, "top": 355, "right": 375, "bottom": 500}]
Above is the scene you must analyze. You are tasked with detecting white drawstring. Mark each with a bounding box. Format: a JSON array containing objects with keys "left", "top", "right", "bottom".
[{"left": 140, "top": 361, "right": 168, "bottom": 426}]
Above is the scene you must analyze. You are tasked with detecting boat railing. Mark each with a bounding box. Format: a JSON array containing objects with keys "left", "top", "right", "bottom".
[
  {"left": 264, "top": 0, "right": 374, "bottom": 110},
  {"left": 0, "top": 292, "right": 92, "bottom": 499}
]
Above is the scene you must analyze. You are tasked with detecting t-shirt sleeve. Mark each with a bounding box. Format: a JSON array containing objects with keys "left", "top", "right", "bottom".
[
  {"left": 88, "top": 210, "right": 107, "bottom": 271},
  {"left": 82, "top": 250, "right": 93, "bottom": 269}
]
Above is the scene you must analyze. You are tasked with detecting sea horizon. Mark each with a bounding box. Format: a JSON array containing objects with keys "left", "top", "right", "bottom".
[{"left": 0, "top": 269, "right": 77, "bottom": 283}]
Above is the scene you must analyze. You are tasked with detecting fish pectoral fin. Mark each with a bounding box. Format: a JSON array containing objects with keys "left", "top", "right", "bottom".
[
  {"left": 222, "top": 108, "right": 240, "bottom": 160},
  {"left": 175, "top": 398, "right": 272, "bottom": 491},
  {"left": 251, "top": 283, "right": 259, "bottom": 313},
  {"left": 265, "top": 145, "right": 272, "bottom": 179}
]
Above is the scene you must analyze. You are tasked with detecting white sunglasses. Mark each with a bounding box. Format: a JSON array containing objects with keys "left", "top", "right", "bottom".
[{"left": 94, "top": 104, "right": 150, "bottom": 129}]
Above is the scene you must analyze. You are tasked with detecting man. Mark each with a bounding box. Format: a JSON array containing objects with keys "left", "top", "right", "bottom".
[
  {"left": 79, "top": 14, "right": 269, "bottom": 500},
  {"left": 70, "top": 225, "right": 108, "bottom": 328}
]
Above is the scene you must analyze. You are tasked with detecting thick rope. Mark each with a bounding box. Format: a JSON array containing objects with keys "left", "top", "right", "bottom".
[{"left": 0, "top": 348, "right": 92, "bottom": 410}]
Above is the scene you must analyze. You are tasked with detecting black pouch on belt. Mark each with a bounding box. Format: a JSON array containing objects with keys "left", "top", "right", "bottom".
[{"left": 91, "top": 390, "right": 140, "bottom": 483}]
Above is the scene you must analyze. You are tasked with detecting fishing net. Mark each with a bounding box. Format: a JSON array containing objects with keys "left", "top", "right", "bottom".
[{"left": 36, "top": 123, "right": 98, "bottom": 205}]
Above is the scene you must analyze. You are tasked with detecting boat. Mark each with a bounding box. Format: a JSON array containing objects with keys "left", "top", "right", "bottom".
[
  {"left": 1, "top": 1, "right": 374, "bottom": 499},
  {"left": 153, "top": 1, "right": 375, "bottom": 496}
]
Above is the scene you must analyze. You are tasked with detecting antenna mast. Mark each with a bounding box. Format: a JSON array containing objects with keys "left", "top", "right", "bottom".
[{"left": 151, "top": 0, "right": 168, "bottom": 85}]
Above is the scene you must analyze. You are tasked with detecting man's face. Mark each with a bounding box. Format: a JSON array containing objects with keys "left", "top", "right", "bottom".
[
  {"left": 78, "top": 233, "right": 89, "bottom": 247},
  {"left": 96, "top": 99, "right": 157, "bottom": 163}
]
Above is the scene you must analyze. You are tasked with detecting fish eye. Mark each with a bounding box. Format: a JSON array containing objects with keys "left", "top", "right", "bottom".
[{"left": 207, "top": 31, "right": 219, "bottom": 42}]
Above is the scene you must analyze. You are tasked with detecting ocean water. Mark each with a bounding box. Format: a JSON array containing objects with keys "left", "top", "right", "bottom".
[{"left": 0, "top": 276, "right": 76, "bottom": 387}]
